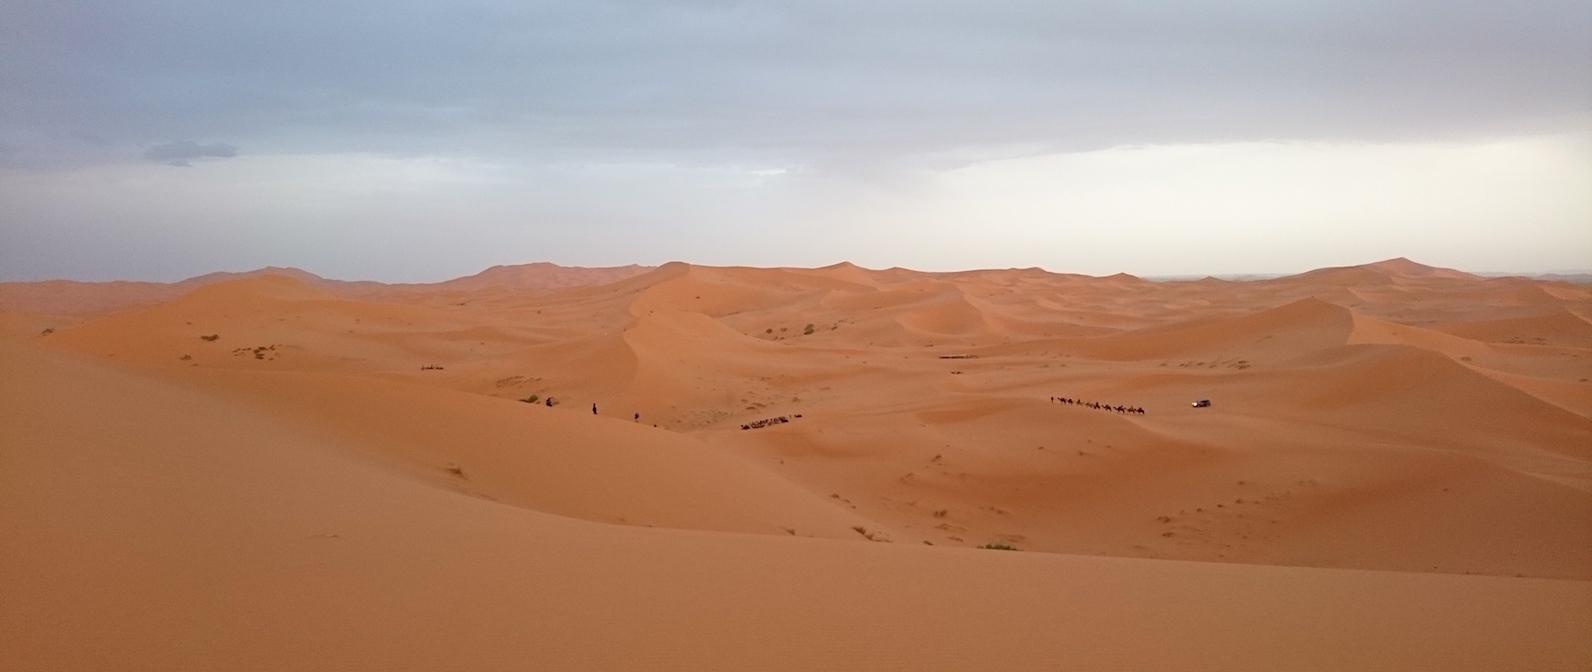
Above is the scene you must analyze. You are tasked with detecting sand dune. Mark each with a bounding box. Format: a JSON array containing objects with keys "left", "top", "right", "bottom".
[
  {"left": 4, "top": 257, "right": 1590, "bottom": 669},
  {"left": 0, "top": 262, "right": 649, "bottom": 318},
  {"left": 431, "top": 261, "right": 655, "bottom": 293},
  {"left": 1281, "top": 256, "right": 1476, "bottom": 287},
  {"left": 1436, "top": 307, "right": 1592, "bottom": 347},
  {"left": 1071, "top": 297, "right": 1356, "bottom": 361},
  {"left": 6, "top": 339, "right": 1590, "bottom": 671}
]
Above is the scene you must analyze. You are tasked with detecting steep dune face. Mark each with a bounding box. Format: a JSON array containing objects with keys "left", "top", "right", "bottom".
[
  {"left": 437, "top": 262, "right": 655, "bottom": 292},
  {"left": 889, "top": 288, "right": 996, "bottom": 337},
  {"left": 1347, "top": 312, "right": 1495, "bottom": 358},
  {"left": 619, "top": 309, "right": 843, "bottom": 427},
  {"left": 799, "top": 260, "right": 883, "bottom": 286},
  {"left": 1436, "top": 308, "right": 1592, "bottom": 347},
  {"left": 1269, "top": 345, "right": 1592, "bottom": 458},
  {"left": 1363, "top": 257, "right": 1479, "bottom": 280},
  {"left": 1283, "top": 265, "right": 1402, "bottom": 287},
  {"left": 1280, "top": 257, "right": 1477, "bottom": 286},
  {"left": 628, "top": 264, "right": 833, "bottom": 318},
  {"left": 185, "top": 363, "right": 876, "bottom": 537},
  {"left": 1476, "top": 276, "right": 1579, "bottom": 306},
  {"left": 1059, "top": 297, "right": 1357, "bottom": 362}
]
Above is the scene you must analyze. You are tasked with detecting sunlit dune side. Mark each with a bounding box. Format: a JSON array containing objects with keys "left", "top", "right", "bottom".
[
  {"left": 1435, "top": 308, "right": 1592, "bottom": 348},
  {"left": 3, "top": 256, "right": 1590, "bottom": 668},
  {"left": 428, "top": 262, "right": 655, "bottom": 293},
  {"left": 4, "top": 339, "right": 1590, "bottom": 671}
]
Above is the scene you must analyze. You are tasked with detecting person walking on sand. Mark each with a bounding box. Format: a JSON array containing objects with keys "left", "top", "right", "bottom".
[
  {"left": 592, "top": 403, "right": 598, "bottom": 416},
  {"left": 633, "top": 412, "right": 640, "bottom": 422}
]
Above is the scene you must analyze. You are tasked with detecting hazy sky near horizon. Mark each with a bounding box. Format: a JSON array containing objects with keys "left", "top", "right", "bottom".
[{"left": 2, "top": 1, "right": 1589, "bottom": 281}]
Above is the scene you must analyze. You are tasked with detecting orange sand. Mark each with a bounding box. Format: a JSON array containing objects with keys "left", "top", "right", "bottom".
[{"left": 3, "top": 257, "right": 1589, "bottom": 670}]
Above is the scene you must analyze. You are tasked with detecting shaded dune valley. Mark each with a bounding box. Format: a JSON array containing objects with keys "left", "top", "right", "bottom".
[{"left": 3, "top": 257, "right": 1590, "bottom": 670}]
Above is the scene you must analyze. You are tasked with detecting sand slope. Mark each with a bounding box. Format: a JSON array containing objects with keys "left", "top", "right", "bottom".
[{"left": 5, "top": 339, "right": 1590, "bottom": 671}]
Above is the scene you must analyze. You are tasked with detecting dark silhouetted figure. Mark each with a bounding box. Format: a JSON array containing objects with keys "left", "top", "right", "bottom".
[
  {"left": 592, "top": 403, "right": 598, "bottom": 415},
  {"left": 634, "top": 412, "right": 640, "bottom": 422}
]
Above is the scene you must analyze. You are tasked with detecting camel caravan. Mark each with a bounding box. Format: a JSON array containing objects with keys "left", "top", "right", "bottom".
[
  {"left": 741, "top": 413, "right": 804, "bottom": 431},
  {"left": 1050, "top": 396, "right": 1146, "bottom": 415}
]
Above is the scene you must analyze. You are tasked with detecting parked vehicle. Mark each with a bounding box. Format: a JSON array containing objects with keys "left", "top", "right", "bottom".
[{"left": 1191, "top": 399, "right": 1212, "bottom": 408}]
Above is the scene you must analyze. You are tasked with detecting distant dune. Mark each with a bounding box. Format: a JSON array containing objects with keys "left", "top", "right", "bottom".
[
  {"left": 0, "top": 262, "right": 655, "bottom": 317},
  {"left": 3, "top": 257, "right": 1590, "bottom": 670}
]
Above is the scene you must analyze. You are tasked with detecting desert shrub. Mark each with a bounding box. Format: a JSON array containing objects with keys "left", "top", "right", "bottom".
[
  {"left": 519, "top": 394, "right": 540, "bottom": 404},
  {"left": 40, "top": 327, "right": 55, "bottom": 336},
  {"left": 803, "top": 323, "right": 815, "bottom": 335},
  {"left": 979, "top": 542, "right": 1020, "bottom": 551},
  {"left": 200, "top": 334, "right": 220, "bottom": 341}
]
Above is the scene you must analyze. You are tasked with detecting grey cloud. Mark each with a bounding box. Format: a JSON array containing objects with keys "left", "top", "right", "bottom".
[
  {"left": 143, "top": 140, "right": 238, "bottom": 167},
  {"left": 1, "top": 1, "right": 1587, "bottom": 167}
]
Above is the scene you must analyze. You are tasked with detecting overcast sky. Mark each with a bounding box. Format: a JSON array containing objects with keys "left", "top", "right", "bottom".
[{"left": 2, "top": 1, "right": 1589, "bottom": 281}]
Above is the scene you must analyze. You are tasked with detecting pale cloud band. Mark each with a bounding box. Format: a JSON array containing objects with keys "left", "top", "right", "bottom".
[
  {"left": 0, "top": 1, "right": 1587, "bottom": 280},
  {"left": 143, "top": 140, "right": 239, "bottom": 167}
]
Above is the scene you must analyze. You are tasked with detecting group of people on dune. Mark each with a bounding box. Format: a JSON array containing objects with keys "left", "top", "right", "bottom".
[
  {"left": 740, "top": 414, "right": 802, "bottom": 431},
  {"left": 1050, "top": 396, "right": 1146, "bottom": 415}
]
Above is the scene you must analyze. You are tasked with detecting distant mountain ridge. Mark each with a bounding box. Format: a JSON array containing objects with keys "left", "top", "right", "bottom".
[
  {"left": 0, "top": 257, "right": 1506, "bottom": 317},
  {"left": 435, "top": 262, "right": 654, "bottom": 291},
  {"left": 0, "top": 262, "right": 657, "bottom": 315}
]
